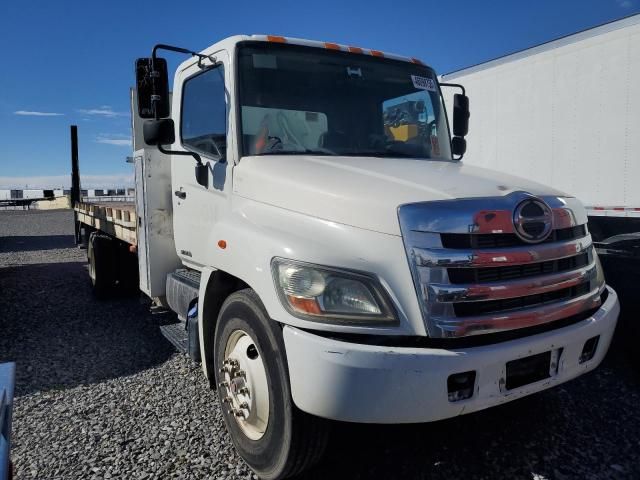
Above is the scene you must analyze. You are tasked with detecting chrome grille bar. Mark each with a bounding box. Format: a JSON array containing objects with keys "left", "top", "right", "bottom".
[
  {"left": 413, "top": 235, "right": 592, "bottom": 268},
  {"left": 399, "top": 194, "right": 587, "bottom": 235},
  {"left": 427, "top": 261, "right": 597, "bottom": 303},
  {"left": 431, "top": 285, "right": 604, "bottom": 337}
]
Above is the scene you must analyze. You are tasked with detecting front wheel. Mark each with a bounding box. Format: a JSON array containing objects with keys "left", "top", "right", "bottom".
[{"left": 214, "top": 289, "right": 329, "bottom": 480}]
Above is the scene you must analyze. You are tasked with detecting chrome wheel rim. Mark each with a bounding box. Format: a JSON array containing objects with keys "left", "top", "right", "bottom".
[{"left": 220, "top": 329, "right": 269, "bottom": 440}]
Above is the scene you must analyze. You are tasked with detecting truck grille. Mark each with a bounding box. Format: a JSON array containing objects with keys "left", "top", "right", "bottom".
[{"left": 398, "top": 192, "right": 605, "bottom": 338}]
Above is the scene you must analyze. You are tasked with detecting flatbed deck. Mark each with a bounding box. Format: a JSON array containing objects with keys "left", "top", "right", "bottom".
[{"left": 75, "top": 201, "right": 137, "bottom": 245}]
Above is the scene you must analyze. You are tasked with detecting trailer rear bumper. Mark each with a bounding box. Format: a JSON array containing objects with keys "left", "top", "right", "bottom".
[{"left": 284, "top": 286, "right": 619, "bottom": 424}]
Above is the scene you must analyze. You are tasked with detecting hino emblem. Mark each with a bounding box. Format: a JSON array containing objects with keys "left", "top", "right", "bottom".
[{"left": 513, "top": 197, "right": 553, "bottom": 243}]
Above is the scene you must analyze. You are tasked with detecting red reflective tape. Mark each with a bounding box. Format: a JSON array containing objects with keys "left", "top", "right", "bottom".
[
  {"left": 324, "top": 42, "right": 341, "bottom": 50},
  {"left": 592, "top": 207, "right": 605, "bottom": 210},
  {"left": 613, "top": 207, "right": 625, "bottom": 211},
  {"left": 348, "top": 46, "right": 363, "bottom": 54},
  {"left": 370, "top": 50, "right": 384, "bottom": 57}
]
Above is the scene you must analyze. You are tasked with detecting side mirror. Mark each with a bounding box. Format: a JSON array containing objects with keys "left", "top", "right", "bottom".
[
  {"left": 143, "top": 118, "right": 175, "bottom": 146},
  {"left": 452, "top": 93, "right": 470, "bottom": 137},
  {"left": 135, "top": 57, "right": 170, "bottom": 119},
  {"left": 451, "top": 136, "right": 467, "bottom": 156},
  {"left": 195, "top": 163, "right": 208, "bottom": 188}
]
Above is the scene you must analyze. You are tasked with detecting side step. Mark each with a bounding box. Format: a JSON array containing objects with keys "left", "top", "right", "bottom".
[
  {"left": 159, "top": 319, "right": 188, "bottom": 354},
  {"left": 164, "top": 269, "right": 202, "bottom": 362}
]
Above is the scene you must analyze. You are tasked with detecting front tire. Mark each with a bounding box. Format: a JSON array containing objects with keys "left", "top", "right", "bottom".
[{"left": 214, "top": 289, "right": 329, "bottom": 480}]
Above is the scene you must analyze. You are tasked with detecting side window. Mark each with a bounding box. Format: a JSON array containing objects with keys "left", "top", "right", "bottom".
[{"left": 181, "top": 65, "right": 226, "bottom": 158}]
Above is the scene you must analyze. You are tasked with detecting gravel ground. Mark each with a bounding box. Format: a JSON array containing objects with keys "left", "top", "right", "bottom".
[{"left": 1, "top": 209, "right": 639, "bottom": 480}]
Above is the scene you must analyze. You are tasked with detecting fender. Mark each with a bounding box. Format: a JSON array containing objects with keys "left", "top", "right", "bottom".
[
  {"left": 198, "top": 266, "right": 250, "bottom": 382},
  {"left": 197, "top": 267, "right": 215, "bottom": 380}
]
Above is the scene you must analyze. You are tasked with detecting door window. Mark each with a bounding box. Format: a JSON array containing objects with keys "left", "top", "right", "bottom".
[{"left": 181, "top": 65, "right": 227, "bottom": 158}]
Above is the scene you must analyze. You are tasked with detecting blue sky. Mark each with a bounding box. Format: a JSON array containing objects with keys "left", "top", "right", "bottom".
[{"left": 1, "top": 0, "right": 638, "bottom": 188}]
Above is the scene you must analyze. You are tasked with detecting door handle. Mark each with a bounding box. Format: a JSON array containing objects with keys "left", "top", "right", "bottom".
[{"left": 174, "top": 190, "right": 186, "bottom": 199}]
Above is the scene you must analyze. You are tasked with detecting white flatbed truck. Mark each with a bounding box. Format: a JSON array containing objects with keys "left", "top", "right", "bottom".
[{"left": 74, "top": 35, "right": 620, "bottom": 479}]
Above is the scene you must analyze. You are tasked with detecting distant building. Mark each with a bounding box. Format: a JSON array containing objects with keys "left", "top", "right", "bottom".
[{"left": 0, "top": 187, "right": 133, "bottom": 200}]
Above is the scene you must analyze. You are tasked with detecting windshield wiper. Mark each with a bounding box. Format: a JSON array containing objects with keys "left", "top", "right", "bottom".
[
  {"left": 258, "top": 148, "right": 336, "bottom": 156},
  {"left": 343, "top": 150, "right": 424, "bottom": 158}
]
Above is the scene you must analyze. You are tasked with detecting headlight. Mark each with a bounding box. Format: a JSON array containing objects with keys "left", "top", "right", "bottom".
[{"left": 271, "top": 258, "right": 397, "bottom": 325}]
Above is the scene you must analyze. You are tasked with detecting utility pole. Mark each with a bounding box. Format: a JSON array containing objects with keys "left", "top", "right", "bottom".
[{"left": 70, "top": 125, "right": 81, "bottom": 244}]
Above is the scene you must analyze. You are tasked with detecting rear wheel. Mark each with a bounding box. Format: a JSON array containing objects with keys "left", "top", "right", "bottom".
[
  {"left": 88, "top": 232, "right": 116, "bottom": 299},
  {"left": 214, "top": 289, "right": 329, "bottom": 480}
]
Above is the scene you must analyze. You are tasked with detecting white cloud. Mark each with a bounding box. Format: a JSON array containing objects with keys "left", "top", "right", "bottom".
[
  {"left": 14, "top": 110, "right": 64, "bottom": 117},
  {"left": 0, "top": 173, "right": 134, "bottom": 189},
  {"left": 96, "top": 133, "right": 132, "bottom": 147},
  {"left": 77, "top": 106, "right": 128, "bottom": 118},
  {"left": 616, "top": 0, "right": 633, "bottom": 7}
]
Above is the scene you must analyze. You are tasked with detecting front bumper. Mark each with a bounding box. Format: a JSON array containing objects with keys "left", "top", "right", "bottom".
[{"left": 284, "top": 286, "right": 619, "bottom": 423}]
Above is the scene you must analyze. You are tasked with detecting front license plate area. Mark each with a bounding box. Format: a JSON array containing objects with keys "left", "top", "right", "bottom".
[{"left": 505, "top": 351, "right": 552, "bottom": 390}]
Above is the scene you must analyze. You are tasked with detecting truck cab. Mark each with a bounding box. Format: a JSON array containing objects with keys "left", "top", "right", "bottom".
[{"left": 130, "top": 35, "right": 620, "bottom": 480}]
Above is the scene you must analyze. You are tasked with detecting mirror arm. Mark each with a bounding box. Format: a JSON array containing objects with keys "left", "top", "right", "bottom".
[
  {"left": 149, "top": 44, "right": 216, "bottom": 120},
  {"left": 439, "top": 82, "right": 466, "bottom": 96},
  {"left": 152, "top": 44, "right": 216, "bottom": 69},
  {"left": 157, "top": 144, "right": 203, "bottom": 166},
  {"left": 157, "top": 144, "right": 210, "bottom": 188}
]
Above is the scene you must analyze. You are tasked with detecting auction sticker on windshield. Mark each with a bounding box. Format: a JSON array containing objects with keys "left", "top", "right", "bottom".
[{"left": 411, "top": 75, "right": 437, "bottom": 92}]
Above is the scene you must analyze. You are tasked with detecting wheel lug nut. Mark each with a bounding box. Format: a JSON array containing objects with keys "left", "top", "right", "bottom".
[
  {"left": 235, "top": 369, "right": 246, "bottom": 378},
  {"left": 239, "top": 402, "right": 249, "bottom": 409},
  {"left": 222, "top": 396, "right": 232, "bottom": 404},
  {"left": 218, "top": 381, "right": 229, "bottom": 388},
  {"left": 234, "top": 410, "right": 246, "bottom": 418},
  {"left": 239, "top": 387, "right": 250, "bottom": 395}
]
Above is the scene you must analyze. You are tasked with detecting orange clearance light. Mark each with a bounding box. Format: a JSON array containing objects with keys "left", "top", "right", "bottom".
[
  {"left": 324, "top": 42, "right": 341, "bottom": 50},
  {"left": 411, "top": 57, "right": 424, "bottom": 65},
  {"left": 348, "top": 46, "right": 363, "bottom": 54},
  {"left": 288, "top": 296, "right": 322, "bottom": 315},
  {"left": 267, "top": 35, "right": 287, "bottom": 43},
  {"left": 129, "top": 245, "right": 137, "bottom": 253},
  {"left": 218, "top": 240, "right": 227, "bottom": 249},
  {"left": 370, "top": 50, "right": 384, "bottom": 57}
]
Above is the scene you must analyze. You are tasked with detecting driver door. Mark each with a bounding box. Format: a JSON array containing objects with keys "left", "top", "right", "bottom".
[{"left": 171, "top": 50, "right": 234, "bottom": 267}]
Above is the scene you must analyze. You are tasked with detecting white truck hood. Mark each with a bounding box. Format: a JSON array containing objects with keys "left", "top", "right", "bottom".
[{"left": 233, "top": 155, "right": 567, "bottom": 236}]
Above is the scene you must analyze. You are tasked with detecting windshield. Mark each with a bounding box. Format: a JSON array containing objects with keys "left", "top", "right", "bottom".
[{"left": 237, "top": 42, "right": 452, "bottom": 160}]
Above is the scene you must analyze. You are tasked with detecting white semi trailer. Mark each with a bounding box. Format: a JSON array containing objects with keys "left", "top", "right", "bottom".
[
  {"left": 440, "top": 14, "right": 639, "bottom": 363},
  {"left": 75, "top": 35, "right": 620, "bottom": 479},
  {"left": 440, "top": 14, "right": 640, "bottom": 273}
]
